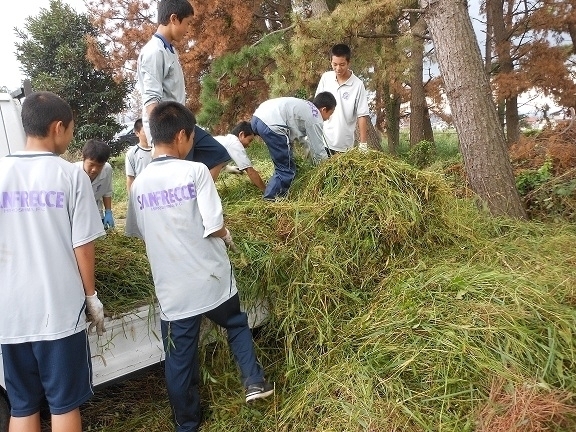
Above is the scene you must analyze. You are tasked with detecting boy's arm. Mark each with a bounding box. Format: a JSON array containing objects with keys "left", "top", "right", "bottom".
[
  {"left": 305, "top": 122, "right": 330, "bottom": 164},
  {"left": 74, "top": 242, "right": 96, "bottom": 297},
  {"left": 357, "top": 116, "right": 368, "bottom": 144},
  {"left": 103, "top": 196, "right": 112, "bottom": 211},
  {"left": 244, "top": 167, "right": 266, "bottom": 191},
  {"left": 75, "top": 241, "right": 106, "bottom": 336},
  {"left": 126, "top": 175, "right": 135, "bottom": 191}
]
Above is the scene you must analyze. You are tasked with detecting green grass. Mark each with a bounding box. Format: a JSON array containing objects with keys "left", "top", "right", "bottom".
[{"left": 78, "top": 142, "right": 576, "bottom": 432}]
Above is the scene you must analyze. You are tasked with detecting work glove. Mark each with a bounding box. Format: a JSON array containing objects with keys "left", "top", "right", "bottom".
[
  {"left": 85, "top": 292, "right": 106, "bottom": 336},
  {"left": 224, "top": 165, "right": 243, "bottom": 175},
  {"left": 103, "top": 209, "right": 115, "bottom": 229},
  {"left": 222, "top": 228, "right": 238, "bottom": 252},
  {"left": 358, "top": 142, "right": 368, "bottom": 153}
]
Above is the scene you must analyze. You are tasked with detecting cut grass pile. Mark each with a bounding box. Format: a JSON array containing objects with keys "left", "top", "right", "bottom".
[
  {"left": 94, "top": 231, "right": 155, "bottom": 316},
  {"left": 84, "top": 149, "right": 576, "bottom": 431}
]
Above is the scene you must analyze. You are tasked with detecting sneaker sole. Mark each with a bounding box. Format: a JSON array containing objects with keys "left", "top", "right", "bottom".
[{"left": 245, "top": 388, "right": 274, "bottom": 403}]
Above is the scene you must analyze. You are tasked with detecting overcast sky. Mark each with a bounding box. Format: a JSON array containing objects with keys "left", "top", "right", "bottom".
[{"left": 0, "top": 0, "right": 86, "bottom": 91}]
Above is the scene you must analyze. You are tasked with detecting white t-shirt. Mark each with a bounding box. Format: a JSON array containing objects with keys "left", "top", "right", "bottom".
[
  {"left": 214, "top": 134, "right": 252, "bottom": 170},
  {"left": 125, "top": 157, "right": 238, "bottom": 321},
  {"left": 125, "top": 145, "right": 153, "bottom": 177},
  {"left": 75, "top": 161, "right": 113, "bottom": 216},
  {"left": 253, "top": 97, "right": 328, "bottom": 164},
  {"left": 315, "top": 71, "right": 370, "bottom": 152},
  {"left": 0, "top": 152, "right": 105, "bottom": 343}
]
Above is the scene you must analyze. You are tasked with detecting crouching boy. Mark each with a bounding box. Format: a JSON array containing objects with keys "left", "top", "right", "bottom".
[{"left": 125, "top": 101, "right": 273, "bottom": 432}]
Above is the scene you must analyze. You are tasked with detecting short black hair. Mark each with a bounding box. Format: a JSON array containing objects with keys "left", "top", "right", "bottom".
[
  {"left": 231, "top": 121, "right": 254, "bottom": 138},
  {"left": 82, "top": 139, "right": 111, "bottom": 163},
  {"left": 330, "top": 43, "right": 351, "bottom": 62},
  {"left": 158, "top": 0, "right": 194, "bottom": 25},
  {"left": 150, "top": 101, "right": 196, "bottom": 145},
  {"left": 21, "top": 91, "right": 73, "bottom": 138},
  {"left": 134, "top": 118, "right": 143, "bottom": 133},
  {"left": 313, "top": 91, "right": 337, "bottom": 111}
]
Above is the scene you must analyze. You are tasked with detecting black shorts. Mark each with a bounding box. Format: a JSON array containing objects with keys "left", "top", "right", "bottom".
[{"left": 185, "top": 126, "right": 231, "bottom": 170}]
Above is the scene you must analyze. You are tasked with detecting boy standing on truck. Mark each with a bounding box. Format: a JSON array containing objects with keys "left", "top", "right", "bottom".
[
  {"left": 126, "top": 101, "right": 273, "bottom": 432},
  {"left": 75, "top": 139, "right": 115, "bottom": 229},
  {"left": 137, "top": 0, "right": 231, "bottom": 181},
  {"left": 0, "top": 91, "right": 106, "bottom": 432}
]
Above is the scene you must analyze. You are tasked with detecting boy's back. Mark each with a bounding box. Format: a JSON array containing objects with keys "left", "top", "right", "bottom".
[
  {"left": 0, "top": 152, "right": 104, "bottom": 343},
  {"left": 126, "top": 157, "right": 237, "bottom": 321}
]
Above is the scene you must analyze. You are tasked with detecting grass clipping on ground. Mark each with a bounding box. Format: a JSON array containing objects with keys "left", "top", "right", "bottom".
[{"left": 89, "top": 150, "right": 576, "bottom": 431}]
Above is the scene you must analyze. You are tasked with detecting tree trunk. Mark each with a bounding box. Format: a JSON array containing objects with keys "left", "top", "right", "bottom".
[
  {"left": 420, "top": 0, "right": 527, "bottom": 219},
  {"left": 490, "top": 0, "right": 520, "bottom": 145},
  {"left": 506, "top": 96, "right": 520, "bottom": 144},
  {"left": 409, "top": 14, "right": 429, "bottom": 147},
  {"left": 355, "top": 121, "right": 383, "bottom": 151},
  {"left": 423, "top": 105, "right": 434, "bottom": 143},
  {"left": 384, "top": 81, "right": 401, "bottom": 155}
]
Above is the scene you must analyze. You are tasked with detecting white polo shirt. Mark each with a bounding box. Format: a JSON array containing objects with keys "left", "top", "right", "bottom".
[
  {"left": 316, "top": 70, "right": 370, "bottom": 152},
  {"left": 214, "top": 134, "right": 252, "bottom": 170},
  {"left": 0, "top": 152, "right": 105, "bottom": 343}
]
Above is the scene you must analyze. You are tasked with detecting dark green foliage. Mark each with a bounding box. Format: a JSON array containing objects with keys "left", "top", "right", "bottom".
[
  {"left": 15, "top": 0, "right": 131, "bottom": 146},
  {"left": 197, "top": 33, "right": 285, "bottom": 133},
  {"left": 408, "top": 139, "right": 436, "bottom": 168}
]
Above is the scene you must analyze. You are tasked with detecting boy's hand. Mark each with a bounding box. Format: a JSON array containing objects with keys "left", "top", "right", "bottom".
[
  {"left": 103, "top": 209, "right": 115, "bottom": 229},
  {"left": 222, "top": 228, "right": 238, "bottom": 252},
  {"left": 86, "top": 292, "right": 106, "bottom": 336}
]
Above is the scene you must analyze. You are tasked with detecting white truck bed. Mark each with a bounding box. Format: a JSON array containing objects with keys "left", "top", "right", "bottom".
[{"left": 0, "top": 300, "right": 268, "bottom": 389}]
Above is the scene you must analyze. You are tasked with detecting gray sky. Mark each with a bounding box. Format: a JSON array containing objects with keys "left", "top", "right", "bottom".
[{"left": 0, "top": 0, "right": 86, "bottom": 90}]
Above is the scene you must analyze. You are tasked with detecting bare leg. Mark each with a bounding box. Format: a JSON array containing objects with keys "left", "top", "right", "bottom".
[
  {"left": 9, "top": 413, "right": 41, "bottom": 432},
  {"left": 51, "top": 408, "right": 82, "bottom": 432},
  {"left": 209, "top": 162, "right": 228, "bottom": 182}
]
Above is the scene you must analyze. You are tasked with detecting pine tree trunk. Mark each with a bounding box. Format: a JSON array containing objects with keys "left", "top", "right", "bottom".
[
  {"left": 420, "top": 0, "right": 527, "bottom": 219},
  {"left": 506, "top": 96, "right": 520, "bottom": 144},
  {"left": 409, "top": 14, "right": 429, "bottom": 147},
  {"left": 385, "top": 81, "right": 401, "bottom": 155}
]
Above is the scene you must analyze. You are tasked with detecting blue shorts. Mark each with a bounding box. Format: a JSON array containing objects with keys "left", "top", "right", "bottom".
[
  {"left": 185, "top": 125, "right": 231, "bottom": 169},
  {"left": 1, "top": 330, "right": 93, "bottom": 416}
]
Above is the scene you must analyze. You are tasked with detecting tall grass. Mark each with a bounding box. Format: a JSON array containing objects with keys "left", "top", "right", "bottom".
[{"left": 78, "top": 144, "right": 576, "bottom": 432}]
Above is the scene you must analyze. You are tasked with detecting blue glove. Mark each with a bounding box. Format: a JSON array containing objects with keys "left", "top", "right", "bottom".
[{"left": 103, "top": 209, "right": 115, "bottom": 229}]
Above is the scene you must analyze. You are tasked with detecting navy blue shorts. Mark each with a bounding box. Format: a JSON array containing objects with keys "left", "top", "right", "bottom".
[
  {"left": 1, "top": 330, "right": 93, "bottom": 416},
  {"left": 185, "top": 125, "right": 231, "bottom": 170}
]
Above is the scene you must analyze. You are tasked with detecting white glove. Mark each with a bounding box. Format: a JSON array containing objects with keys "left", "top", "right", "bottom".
[
  {"left": 358, "top": 142, "right": 368, "bottom": 152},
  {"left": 85, "top": 292, "right": 106, "bottom": 336},
  {"left": 224, "top": 165, "right": 243, "bottom": 175},
  {"left": 222, "top": 228, "right": 238, "bottom": 252}
]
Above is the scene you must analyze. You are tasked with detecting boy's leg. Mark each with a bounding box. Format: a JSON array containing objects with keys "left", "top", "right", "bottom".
[
  {"left": 203, "top": 294, "right": 264, "bottom": 387},
  {"left": 161, "top": 317, "right": 202, "bottom": 432},
  {"left": 7, "top": 413, "right": 41, "bottom": 432},
  {"left": 250, "top": 117, "right": 295, "bottom": 199},
  {"left": 185, "top": 126, "right": 231, "bottom": 181},
  {"left": 51, "top": 408, "right": 82, "bottom": 432},
  {"left": 2, "top": 332, "right": 92, "bottom": 432}
]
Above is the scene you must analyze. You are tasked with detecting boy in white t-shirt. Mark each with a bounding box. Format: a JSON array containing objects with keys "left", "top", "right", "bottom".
[
  {"left": 125, "top": 101, "right": 273, "bottom": 432},
  {"left": 215, "top": 121, "right": 266, "bottom": 192},
  {"left": 125, "top": 118, "right": 152, "bottom": 191},
  {"left": 0, "top": 91, "right": 106, "bottom": 432},
  {"left": 74, "top": 139, "right": 115, "bottom": 229}
]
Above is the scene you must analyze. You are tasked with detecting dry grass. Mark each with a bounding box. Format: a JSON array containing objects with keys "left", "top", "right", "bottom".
[{"left": 477, "top": 380, "right": 576, "bottom": 432}]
